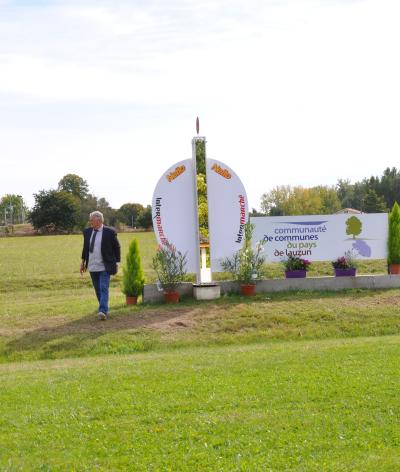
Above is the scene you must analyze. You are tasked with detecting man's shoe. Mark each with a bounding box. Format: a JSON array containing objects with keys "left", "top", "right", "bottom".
[{"left": 98, "top": 312, "right": 107, "bottom": 321}]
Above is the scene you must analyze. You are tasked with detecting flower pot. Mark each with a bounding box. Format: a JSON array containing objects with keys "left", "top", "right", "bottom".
[
  {"left": 285, "top": 270, "right": 307, "bottom": 279},
  {"left": 334, "top": 268, "right": 356, "bottom": 277},
  {"left": 126, "top": 295, "right": 138, "bottom": 305},
  {"left": 240, "top": 284, "right": 256, "bottom": 296},
  {"left": 389, "top": 263, "right": 400, "bottom": 275},
  {"left": 164, "top": 291, "right": 180, "bottom": 303}
]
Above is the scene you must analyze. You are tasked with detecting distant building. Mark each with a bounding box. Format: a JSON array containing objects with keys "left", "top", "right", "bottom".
[{"left": 335, "top": 208, "right": 362, "bottom": 214}]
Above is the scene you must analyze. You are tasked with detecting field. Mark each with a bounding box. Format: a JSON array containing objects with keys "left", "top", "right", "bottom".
[{"left": 1, "top": 233, "right": 400, "bottom": 470}]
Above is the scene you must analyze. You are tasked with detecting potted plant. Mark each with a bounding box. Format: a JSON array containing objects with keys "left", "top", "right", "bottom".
[
  {"left": 122, "top": 238, "right": 145, "bottom": 304},
  {"left": 220, "top": 222, "right": 266, "bottom": 296},
  {"left": 332, "top": 251, "right": 357, "bottom": 276},
  {"left": 152, "top": 242, "right": 187, "bottom": 303},
  {"left": 388, "top": 201, "right": 400, "bottom": 274},
  {"left": 283, "top": 255, "right": 311, "bottom": 278}
]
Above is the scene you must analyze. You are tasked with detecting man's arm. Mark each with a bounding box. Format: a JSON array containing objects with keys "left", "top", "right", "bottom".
[
  {"left": 113, "top": 231, "right": 121, "bottom": 263},
  {"left": 80, "top": 229, "right": 88, "bottom": 274}
]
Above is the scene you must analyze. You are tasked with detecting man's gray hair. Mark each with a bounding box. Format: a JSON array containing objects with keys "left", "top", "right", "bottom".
[{"left": 89, "top": 211, "right": 104, "bottom": 222}]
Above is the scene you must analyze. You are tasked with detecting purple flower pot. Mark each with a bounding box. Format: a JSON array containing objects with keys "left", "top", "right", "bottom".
[
  {"left": 285, "top": 270, "right": 307, "bottom": 279},
  {"left": 334, "top": 268, "right": 356, "bottom": 277}
]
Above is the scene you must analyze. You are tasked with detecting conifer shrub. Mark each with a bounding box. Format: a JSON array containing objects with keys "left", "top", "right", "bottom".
[
  {"left": 388, "top": 201, "right": 400, "bottom": 265},
  {"left": 122, "top": 238, "right": 145, "bottom": 297}
]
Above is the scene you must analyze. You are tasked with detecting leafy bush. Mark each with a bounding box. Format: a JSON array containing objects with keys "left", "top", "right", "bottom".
[
  {"left": 220, "top": 222, "right": 266, "bottom": 284},
  {"left": 152, "top": 243, "right": 187, "bottom": 292}
]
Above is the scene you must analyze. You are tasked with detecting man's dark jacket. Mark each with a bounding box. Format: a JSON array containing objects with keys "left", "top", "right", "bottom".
[{"left": 81, "top": 226, "right": 121, "bottom": 275}]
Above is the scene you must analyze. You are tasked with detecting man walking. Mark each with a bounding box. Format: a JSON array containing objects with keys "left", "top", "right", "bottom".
[{"left": 80, "top": 211, "right": 121, "bottom": 320}]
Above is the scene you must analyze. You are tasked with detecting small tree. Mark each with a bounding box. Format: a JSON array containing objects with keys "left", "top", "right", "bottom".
[
  {"left": 388, "top": 201, "right": 400, "bottom": 265},
  {"left": 122, "top": 239, "right": 145, "bottom": 297}
]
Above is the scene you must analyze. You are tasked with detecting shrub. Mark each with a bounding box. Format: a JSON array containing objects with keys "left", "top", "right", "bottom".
[
  {"left": 152, "top": 243, "right": 187, "bottom": 292},
  {"left": 388, "top": 201, "right": 400, "bottom": 265},
  {"left": 122, "top": 238, "right": 145, "bottom": 297},
  {"left": 220, "top": 222, "right": 266, "bottom": 284}
]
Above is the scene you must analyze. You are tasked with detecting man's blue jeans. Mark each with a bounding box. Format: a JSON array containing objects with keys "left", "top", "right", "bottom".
[{"left": 90, "top": 271, "right": 110, "bottom": 314}]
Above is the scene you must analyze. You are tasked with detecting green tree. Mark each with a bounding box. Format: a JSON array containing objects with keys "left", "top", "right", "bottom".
[
  {"left": 336, "top": 179, "right": 354, "bottom": 208},
  {"left": 314, "top": 186, "right": 341, "bottom": 213},
  {"left": 388, "top": 201, "right": 400, "bottom": 265},
  {"left": 261, "top": 185, "right": 340, "bottom": 216},
  {"left": 336, "top": 179, "right": 366, "bottom": 211},
  {"left": 122, "top": 238, "right": 145, "bottom": 297},
  {"left": 79, "top": 193, "right": 98, "bottom": 228},
  {"left": 0, "top": 194, "right": 28, "bottom": 224},
  {"left": 249, "top": 208, "right": 264, "bottom": 217},
  {"left": 260, "top": 185, "right": 291, "bottom": 215},
  {"left": 96, "top": 197, "right": 117, "bottom": 226},
  {"left": 362, "top": 189, "right": 387, "bottom": 213},
  {"left": 286, "top": 187, "right": 323, "bottom": 215},
  {"left": 118, "top": 203, "right": 145, "bottom": 227},
  {"left": 29, "top": 190, "right": 80, "bottom": 231},
  {"left": 336, "top": 168, "right": 400, "bottom": 211},
  {"left": 136, "top": 205, "right": 152, "bottom": 229},
  {"left": 346, "top": 216, "right": 362, "bottom": 239},
  {"left": 58, "top": 174, "right": 89, "bottom": 200},
  {"left": 376, "top": 167, "right": 400, "bottom": 208}
]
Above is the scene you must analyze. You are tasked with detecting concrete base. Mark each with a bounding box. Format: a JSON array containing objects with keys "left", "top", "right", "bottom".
[
  {"left": 142, "top": 275, "right": 400, "bottom": 304},
  {"left": 143, "top": 283, "right": 193, "bottom": 304},
  {"left": 193, "top": 284, "right": 221, "bottom": 300}
]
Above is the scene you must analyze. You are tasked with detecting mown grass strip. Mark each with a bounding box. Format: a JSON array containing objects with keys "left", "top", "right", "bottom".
[
  {"left": 1, "top": 286, "right": 400, "bottom": 363},
  {"left": 1, "top": 337, "right": 400, "bottom": 471}
]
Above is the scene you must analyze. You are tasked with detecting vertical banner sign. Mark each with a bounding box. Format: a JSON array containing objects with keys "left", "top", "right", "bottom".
[
  {"left": 207, "top": 159, "right": 248, "bottom": 271},
  {"left": 152, "top": 159, "right": 199, "bottom": 272}
]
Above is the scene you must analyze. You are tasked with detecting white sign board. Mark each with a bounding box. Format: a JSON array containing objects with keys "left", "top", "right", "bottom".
[
  {"left": 251, "top": 213, "right": 388, "bottom": 262},
  {"left": 207, "top": 159, "right": 248, "bottom": 271},
  {"left": 152, "top": 159, "right": 199, "bottom": 272}
]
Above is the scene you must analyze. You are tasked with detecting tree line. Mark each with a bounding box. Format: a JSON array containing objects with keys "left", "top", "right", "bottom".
[
  {"left": 258, "top": 167, "right": 399, "bottom": 216},
  {"left": 1, "top": 174, "right": 152, "bottom": 232},
  {"left": 3, "top": 167, "right": 400, "bottom": 231}
]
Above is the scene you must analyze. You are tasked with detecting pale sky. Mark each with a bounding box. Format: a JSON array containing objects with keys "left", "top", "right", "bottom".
[{"left": 1, "top": 0, "right": 399, "bottom": 211}]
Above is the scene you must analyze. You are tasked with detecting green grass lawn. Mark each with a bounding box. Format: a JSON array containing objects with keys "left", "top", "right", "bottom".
[
  {"left": 1, "top": 233, "right": 400, "bottom": 470},
  {"left": 1, "top": 337, "right": 399, "bottom": 471}
]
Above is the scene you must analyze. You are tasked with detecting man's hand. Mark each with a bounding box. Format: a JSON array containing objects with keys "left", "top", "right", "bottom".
[{"left": 80, "top": 261, "right": 86, "bottom": 275}]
